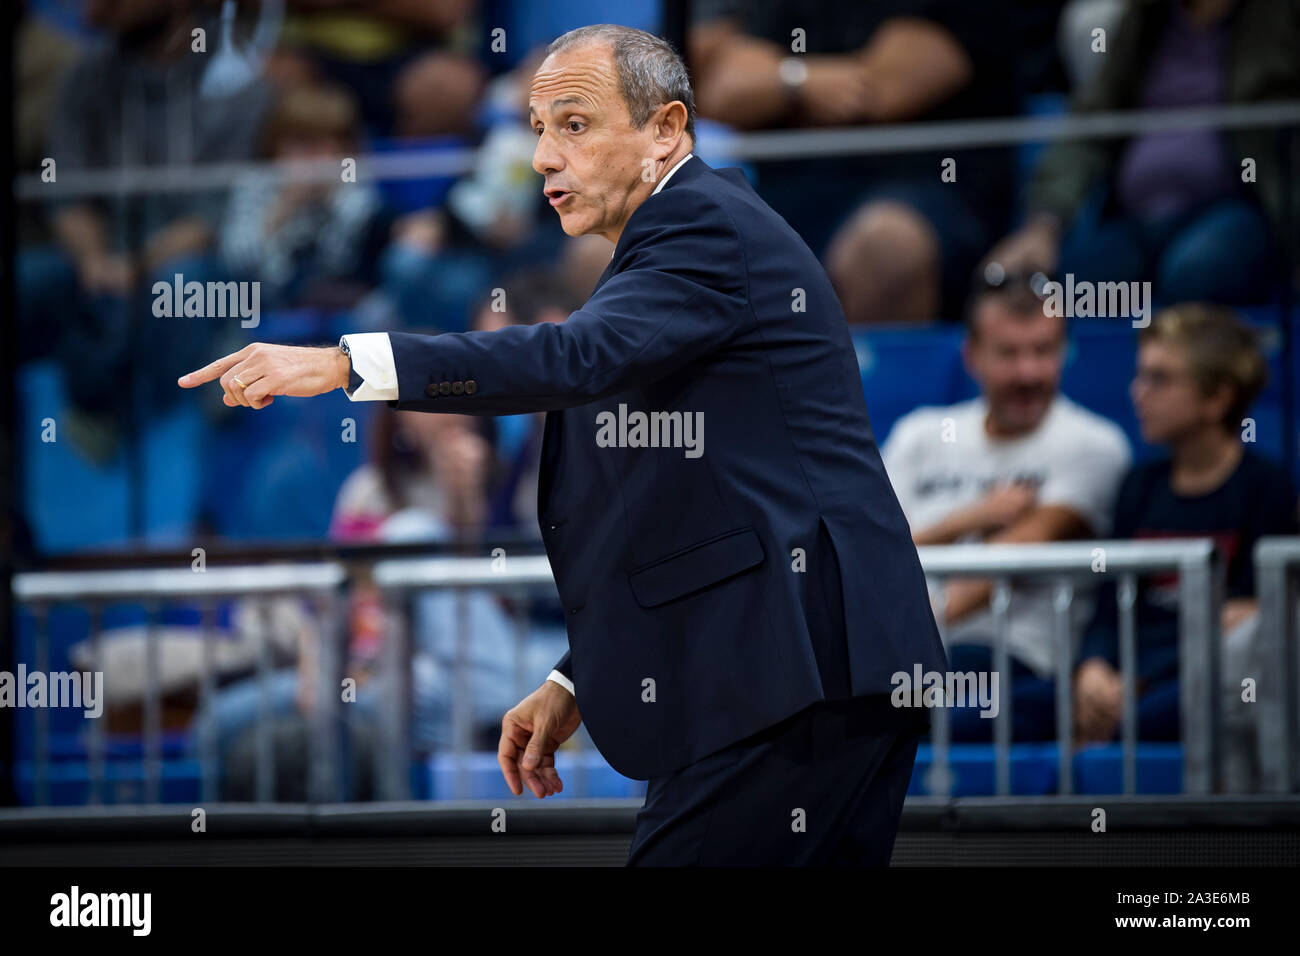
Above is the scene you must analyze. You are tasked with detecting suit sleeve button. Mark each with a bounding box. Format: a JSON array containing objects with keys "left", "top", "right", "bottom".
[
  {"left": 424, "top": 384, "right": 438, "bottom": 398},
  {"left": 451, "top": 381, "right": 465, "bottom": 395},
  {"left": 464, "top": 379, "right": 478, "bottom": 394},
  {"left": 438, "top": 381, "right": 452, "bottom": 395}
]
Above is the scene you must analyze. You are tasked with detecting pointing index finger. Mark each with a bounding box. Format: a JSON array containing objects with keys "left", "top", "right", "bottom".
[{"left": 178, "top": 348, "right": 247, "bottom": 388}]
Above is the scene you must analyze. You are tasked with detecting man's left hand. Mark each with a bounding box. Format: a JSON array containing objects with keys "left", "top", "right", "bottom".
[{"left": 178, "top": 343, "right": 351, "bottom": 409}]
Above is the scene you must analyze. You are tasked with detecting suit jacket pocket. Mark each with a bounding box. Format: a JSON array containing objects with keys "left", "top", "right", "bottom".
[{"left": 627, "top": 527, "right": 765, "bottom": 608}]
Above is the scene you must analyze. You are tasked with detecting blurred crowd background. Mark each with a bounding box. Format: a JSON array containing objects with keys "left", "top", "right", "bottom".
[{"left": 7, "top": 0, "right": 1300, "bottom": 802}]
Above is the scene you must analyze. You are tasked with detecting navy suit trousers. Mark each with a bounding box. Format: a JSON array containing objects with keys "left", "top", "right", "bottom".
[
  {"left": 625, "top": 695, "right": 924, "bottom": 866},
  {"left": 626, "top": 523, "right": 927, "bottom": 866}
]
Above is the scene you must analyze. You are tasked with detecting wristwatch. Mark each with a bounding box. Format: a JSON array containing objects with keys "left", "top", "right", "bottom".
[{"left": 337, "top": 335, "right": 364, "bottom": 394}]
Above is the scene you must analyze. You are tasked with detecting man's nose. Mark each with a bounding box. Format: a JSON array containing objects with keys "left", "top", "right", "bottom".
[
  {"left": 1017, "top": 352, "right": 1055, "bottom": 381},
  {"left": 1008, "top": 356, "right": 1038, "bottom": 382},
  {"left": 532, "top": 132, "right": 563, "bottom": 176}
]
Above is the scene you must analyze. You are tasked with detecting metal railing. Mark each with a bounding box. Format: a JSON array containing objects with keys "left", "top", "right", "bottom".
[
  {"left": 917, "top": 538, "right": 1223, "bottom": 796},
  {"left": 1255, "top": 537, "right": 1300, "bottom": 793},
  {"left": 12, "top": 563, "right": 346, "bottom": 805},
  {"left": 9, "top": 536, "right": 1282, "bottom": 804},
  {"left": 9, "top": 553, "right": 570, "bottom": 805},
  {"left": 368, "top": 553, "right": 559, "bottom": 801},
  {"left": 15, "top": 101, "right": 1300, "bottom": 199}
]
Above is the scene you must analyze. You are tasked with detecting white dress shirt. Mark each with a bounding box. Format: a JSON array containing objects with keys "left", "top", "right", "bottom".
[
  {"left": 337, "top": 152, "right": 697, "bottom": 697},
  {"left": 652, "top": 151, "right": 694, "bottom": 194}
]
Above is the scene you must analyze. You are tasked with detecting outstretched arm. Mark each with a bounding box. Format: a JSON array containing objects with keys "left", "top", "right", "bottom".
[{"left": 179, "top": 187, "right": 748, "bottom": 414}]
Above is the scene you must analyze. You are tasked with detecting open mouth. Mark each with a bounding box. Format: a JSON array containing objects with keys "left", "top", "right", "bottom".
[{"left": 545, "top": 187, "right": 574, "bottom": 207}]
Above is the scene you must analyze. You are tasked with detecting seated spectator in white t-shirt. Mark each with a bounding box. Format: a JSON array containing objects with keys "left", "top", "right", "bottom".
[{"left": 881, "top": 280, "right": 1131, "bottom": 741}]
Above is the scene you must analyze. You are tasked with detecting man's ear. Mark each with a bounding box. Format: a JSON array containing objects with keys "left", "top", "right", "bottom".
[{"left": 653, "top": 101, "right": 689, "bottom": 153}]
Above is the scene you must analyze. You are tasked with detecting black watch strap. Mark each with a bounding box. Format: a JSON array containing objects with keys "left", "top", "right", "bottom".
[{"left": 338, "top": 338, "right": 365, "bottom": 394}]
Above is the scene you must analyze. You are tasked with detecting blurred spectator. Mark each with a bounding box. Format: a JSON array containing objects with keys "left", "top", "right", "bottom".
[
  {"left": 1057, "top": 0, "right": 1126, "bottom": 91},
  {"left": 469, "top": 270, "right": 585, "bottom": 534},
  {"left": 18, "top": 0, "right": 270, "bottom": 460},
  {"left": 881, "top": 280, "right": 1131, "bottom": 740},
  {"left": 328, "top": 405, "right": 549, "bottom": 755},
  {"left": 219, "top": 82, "right": 391, "bottom": 310},
  {"left": 15, "top": 1, "right": 81, "bottom": 183},
  {"left": 689, "top": 0, "right": 1018, "bottom": 323},
  {"left": 331, "top": 408, "right": 494, "bottom": 543},
  {"left": 195, "top": 404, "right": 528, "bottom": 798},
  {"left": 376, "top": 49, "right": 565, "bottom": 333},
  {"left": 986, "top": 0, "right": 1300, "bottom": 306},
  {"left": 269, "top": 0, "right": 485, "bottom": 138},
  {"left": 469, "top": 271, "right": 584, "bottom": 722},
  {"left": 1075, "top": 305, "right": 1298, "bottom": 776},
  {"left": 328, "top": 402, "right": 571, "bottom": 758},
  {"left": 560, "top": 233, "right": 616, "bottom": 301}
]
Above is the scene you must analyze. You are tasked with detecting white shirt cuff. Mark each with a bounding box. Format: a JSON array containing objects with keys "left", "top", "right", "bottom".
[
  {"left": 546, "top": 669, "right": 574, "bottom": 696},
  {"left": 340, "top": 332, "right": 399, "bottom": 401}
]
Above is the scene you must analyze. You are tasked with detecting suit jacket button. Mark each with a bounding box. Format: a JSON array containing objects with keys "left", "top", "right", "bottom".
[
  {"left": 464, "top": 379, "right": 478, "bottom": 395},
  {"left": 438, "top": 381, "right": 452, "bottom": 395},
  {"left": 451, "top": 381, "right": 465, "bottom": 395},
  {"left": 424, "top": 384, "right": 438, "bottom": 398}
]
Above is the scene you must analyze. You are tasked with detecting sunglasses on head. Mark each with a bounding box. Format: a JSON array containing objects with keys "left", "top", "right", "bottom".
[{"left": 975, "top": 262, "right": 1054, "bottom": 300}]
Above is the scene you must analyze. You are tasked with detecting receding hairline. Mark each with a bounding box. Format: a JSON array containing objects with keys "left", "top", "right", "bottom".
[
  {"left": 534, "top": 39, "right": 619, "bottom": 76},
  {"left": 540, "top": 24, "right": 696, "bottom": 139},
  {"left": 544, "top": 36, "right": 617, "bottom": 62},
  {"left": 527, "top": 44, "right": 621, "bottom": 117}
]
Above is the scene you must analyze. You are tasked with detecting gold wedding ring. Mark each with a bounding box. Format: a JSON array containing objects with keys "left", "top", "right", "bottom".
[{"left": 232, "top": 376, "right": 247, "bottom": 388}]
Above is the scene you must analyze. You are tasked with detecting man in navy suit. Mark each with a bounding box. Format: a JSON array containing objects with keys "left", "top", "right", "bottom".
[{"left": 181, "top": 24, "right": 948, "bottom": 865}]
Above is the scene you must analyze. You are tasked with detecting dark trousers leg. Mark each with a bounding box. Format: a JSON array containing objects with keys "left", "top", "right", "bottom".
[
  {"left": 627, "top": 697, "right": 923, "bottom": 866},
  {"left": 826, "top": 720, "right": 921, "bottom": 866}
]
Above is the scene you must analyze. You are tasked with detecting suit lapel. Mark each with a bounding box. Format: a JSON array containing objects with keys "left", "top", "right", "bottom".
[{"left": 591, "top": 253, "right": 619, "bottom": 294}]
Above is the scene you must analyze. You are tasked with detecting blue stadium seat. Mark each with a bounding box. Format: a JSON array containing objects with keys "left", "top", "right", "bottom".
[
  {"left": 14, "top": 756, "right": 202, "bottom": 806},
  {"left": 910, "top": 743, "right": 1060, "bottom": 796},
  {"left": 854, "top": 325, "right": 969, "bottom": 442},
  {"left": 1058, "top": 318, "right": 1147, "bottom": 456},
  {"left": 20, "top": 361, "right": 130, "bottom": 551},
  {"left": 19, "top": 361, "right": 207, "bottom": 552},
  {"left": 909, "top": 741, "right": 1184, "bottom": 796},
  {"left": 201, "top": 388, "right": 371, "bottom": 540},
  {"left": 1073, "top": 742, "right": 1183, "bottom": 794},
  {"left": 427, "top": 750, "right": 645, "bottom": 800}
]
